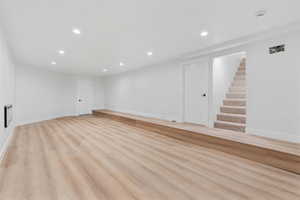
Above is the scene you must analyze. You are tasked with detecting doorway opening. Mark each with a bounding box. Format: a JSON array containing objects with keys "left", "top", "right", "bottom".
[
  {"left": 212, "top": 52, "right": 247, "bottom": 132},
  {"left": 76, "top": 78, "right": 94, "bottom": 116},
  {"left": 183, "top": 59, "right": 209, "bottom": 126}
]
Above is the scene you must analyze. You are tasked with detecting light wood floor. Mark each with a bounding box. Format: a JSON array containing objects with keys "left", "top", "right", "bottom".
[
  {"left": 95, "top": 110, "right": 300, "bottom": 156},
  {"left": 0, "top": 116, "right": 299, "bottom": 200}
]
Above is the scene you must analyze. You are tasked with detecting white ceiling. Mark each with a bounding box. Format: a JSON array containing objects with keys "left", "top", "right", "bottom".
[{"left": 1, "top": 0, "right": 300, "bottom": 76}]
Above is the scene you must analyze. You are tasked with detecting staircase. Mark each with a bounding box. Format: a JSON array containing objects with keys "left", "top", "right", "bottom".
[{"left": 214, "top": 58, "right": 247, "bottom": 132}]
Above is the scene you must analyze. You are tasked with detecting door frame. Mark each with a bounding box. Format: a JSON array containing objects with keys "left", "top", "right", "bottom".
[{"left": 181, "top": 57, "right": 213, "bottom": 127}]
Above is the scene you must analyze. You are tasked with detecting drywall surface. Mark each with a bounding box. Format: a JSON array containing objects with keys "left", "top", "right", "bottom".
[
  {"left": 0, "top": 29, "right": 15, "bottom": 155},
  {"left": 16, "top": 66, "right": 77, "bottom": 125},
  {"left": 94, "top": 78, "right": 105, "bottom": 110},
  {"left": 15, "top": 66, "right": 105, "bottom": 125},
  {"left": 103, "top": 62, "right": 183, "bottom": 122},
  {"left": 246, "top": 31, "right": 300, "bottom": 142}
]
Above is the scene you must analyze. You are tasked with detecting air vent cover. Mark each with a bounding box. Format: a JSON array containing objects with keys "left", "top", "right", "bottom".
[{"left": 269, "top": 45, "right": 285, "bottom": 54}]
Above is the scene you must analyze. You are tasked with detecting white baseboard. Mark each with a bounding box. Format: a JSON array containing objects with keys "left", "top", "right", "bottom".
[{"left": 247, "top": 128, "right": 300, "bottom": 143}]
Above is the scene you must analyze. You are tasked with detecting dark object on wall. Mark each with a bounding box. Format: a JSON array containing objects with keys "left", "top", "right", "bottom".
[
  {"left": 4, "top": 105, "right": 13, "bottom": 128},
  {"left": 269, "top": 45, "right": 285, "bottom": 54}
]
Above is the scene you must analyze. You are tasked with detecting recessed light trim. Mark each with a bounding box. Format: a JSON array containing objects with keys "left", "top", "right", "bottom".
[
  {"left": 72, "top": 28, "right": 81, "bottom": 35},
  {"left": 103, "top": 69, "right": 108, "bottom": 72},
  {"left": 120, "top": 62, "right": 124, "bottom": 66},
  {"left": 51, "top": 61, "right": 56, "bottom": 65},
  {"left": 200, "top": 31, "right": 208, "bottom": 37},
  {"left": 256, "top": 10, "right": 267, "bottom": 17},
  {"left": 58, "top": 50, "right": 65, "bottom": 55},
  {"left": 147, "top": 51, "right": 153, "bottom": 56}
]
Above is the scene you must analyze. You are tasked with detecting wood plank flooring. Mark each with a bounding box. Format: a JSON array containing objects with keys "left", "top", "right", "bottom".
[
  {"left": 94, "top": 110, "right": 300, "bottom": 156},
  {"left": 93, "top": 110, "right": 300, "bottom": 174},
  {"left": 0, "top": 115, "right": 300, "bottom": 200}
]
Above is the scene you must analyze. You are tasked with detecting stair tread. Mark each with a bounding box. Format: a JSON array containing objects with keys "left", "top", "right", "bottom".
[
  {"left": 218, "top": 113, "right": 246, "bottom": 117},
  {"left": 227, "top": 92, "right": 246, "bottom": 94},
  {"left": 225, "top": 99, "right": 246, "bottom": 102},
  {"left": 224, "top": 99, "right": 246, "bottom": 102},
  {"left": 232, "top": 81, "right": 246, "bottom": 83},
  {"left": 226, "top": 94, "right": 246, "bottom": 99},
  {"left": 227, "top": 98, "right": 246, "bottom": 101},
  {"left": 227, "top": 91, "right": 247, "bottom": 94},
  {"left": 230, "top": 86, "right": 246, "bottom": 89},
  {"left": 221, "top": 106, "right": 246, "bottom": 109},
  {"left": 215, "top": 120, "right": 246, "bottom": 127}
]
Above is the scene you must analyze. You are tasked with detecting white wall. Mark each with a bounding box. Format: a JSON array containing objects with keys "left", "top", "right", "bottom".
[
  {"left": 212, "top": 52, "right": 245, "bottom": 120},
  {"left": 16, "top": 66, "right": 77, "bottom": 125},
  {"left": 103, "top": 62, "right": 183, "bottom": 122},
  {"left": 246, "top": 31, "right": 300, "bottom": 142},
  {"left": 94, "top": 78, "right": 105, "bottom": 110},
  {"left": 0, "top": 29, "right": 15, "bottom": 155},
  {"left": 16, "top": 66, "right": 105, "bottom": 125}
]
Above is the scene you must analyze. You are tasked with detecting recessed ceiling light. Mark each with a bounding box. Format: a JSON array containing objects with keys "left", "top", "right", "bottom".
[
  {"left": 147, "top": 52, "right": 153, "bottom": 56},
  {"left": 72, "top": 28, "right": 81, "bottom": 35},
  {"left": 200, "top": 31, "right": 208, "bottom": 37},
  {"left": 58, "top": 50, "right": 65, "bottom": 55},
  {"left": 51, "top": 61, "right": 56, "bottom": 65},
  {"left": 256, "top": 10, "right": 267, "bottom": 17},
  {"left": 103, "top": 69, "right": 108, "bottom": 72},
  {"left": 120, "top": 62, "right": 124, "bottom": 66}
]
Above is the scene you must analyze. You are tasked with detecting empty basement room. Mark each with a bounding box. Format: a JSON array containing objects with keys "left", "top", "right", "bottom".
[{"left": 1, "top": 1, "right": 300, "bottom": 200}]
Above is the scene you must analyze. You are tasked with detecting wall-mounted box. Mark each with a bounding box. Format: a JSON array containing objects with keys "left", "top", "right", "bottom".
[{"left": 4, "top": 105, "right": 13, "bottom": 128}]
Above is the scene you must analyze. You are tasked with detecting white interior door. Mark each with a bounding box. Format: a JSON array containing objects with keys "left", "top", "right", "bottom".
[
  {"left": 76, "top": 79, "right": 94, "bottom": 115},
  {"left": 184, "top": 60, "right": 209, "bottom": 125}
]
